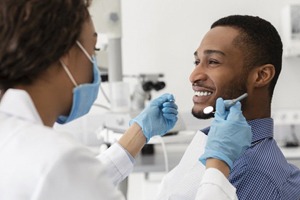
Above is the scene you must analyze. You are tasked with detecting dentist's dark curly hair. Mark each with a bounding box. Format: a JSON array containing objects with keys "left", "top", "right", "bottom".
[
  {"left": 0, "top": 0, "right": 91, "bottom": 93},
  {"left": 211, "top": 15, "right": 283, "bottom": 101}
]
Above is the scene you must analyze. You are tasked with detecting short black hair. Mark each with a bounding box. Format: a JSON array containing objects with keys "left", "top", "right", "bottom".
[{"left": 211, "top": 15, "right": 283, "bottom": 100}]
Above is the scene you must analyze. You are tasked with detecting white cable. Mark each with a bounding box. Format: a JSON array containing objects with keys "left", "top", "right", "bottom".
[{"left": 155, "top": 136, "right": 169, "bottom": 173}]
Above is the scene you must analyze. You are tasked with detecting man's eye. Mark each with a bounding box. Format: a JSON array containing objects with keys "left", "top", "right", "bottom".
[
  {"left": 209, "top": 60, "right": 219, "bottom": 65},
  {"left": 94, "top": 47, "right": 101, "bottom": 51},
  {"left": 194, "top": 60, "right": 200, "bottom": 66}
]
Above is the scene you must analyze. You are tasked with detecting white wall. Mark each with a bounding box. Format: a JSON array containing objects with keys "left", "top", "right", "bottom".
[{"left": 91, "top": 0, "right": 300, "bottom": 113}]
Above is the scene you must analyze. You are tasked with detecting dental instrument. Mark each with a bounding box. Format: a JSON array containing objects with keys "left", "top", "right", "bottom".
[{"left": 203, "top": 93, "right": 248, "bottom": 114}]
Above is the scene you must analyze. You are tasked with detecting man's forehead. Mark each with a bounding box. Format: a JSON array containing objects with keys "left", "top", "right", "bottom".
[
  {"left": 204, "top": 27, "right": 238, "bottom": 44},
  {"left": 195, "top": 27, "right": 240, "bottom": 56}
]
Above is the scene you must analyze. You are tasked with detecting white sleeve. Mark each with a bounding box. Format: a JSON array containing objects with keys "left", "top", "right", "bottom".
[
  {"left": 196, "top": 168, "right": 238, "bottom": 200},
  {"left": 97, "top": 142, "right": 134, "bottom": 185}
]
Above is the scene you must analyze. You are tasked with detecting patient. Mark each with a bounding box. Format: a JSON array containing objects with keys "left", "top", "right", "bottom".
[{"left": 156, "top": 15, "right": 300, "bottom": 199}]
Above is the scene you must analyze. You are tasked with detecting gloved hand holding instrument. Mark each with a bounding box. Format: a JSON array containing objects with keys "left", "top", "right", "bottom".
[
  {"left": 199, "top": 97, "right": 252, "bottom": 169},
  {"left": 129, "top": 93, "right": 178, "bottom": 143}
]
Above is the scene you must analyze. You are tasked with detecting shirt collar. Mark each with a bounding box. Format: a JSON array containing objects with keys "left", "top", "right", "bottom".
[
  {"left": 201, "top": 118, "right": 274, "bottom": 144},
  {"left": 0, "top": 89, "right": 43, "bottom": 125}
]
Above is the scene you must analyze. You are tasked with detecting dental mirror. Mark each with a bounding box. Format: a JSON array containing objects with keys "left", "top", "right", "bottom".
[
  {"left": 203, "top": 106, "right": 214, "bottom": 114},
  {"left": 203, "top": 93, "right": 248, "bottom": 115}
]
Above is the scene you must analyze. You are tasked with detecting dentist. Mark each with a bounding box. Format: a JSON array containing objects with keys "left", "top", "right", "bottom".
[{"left": 0, "top": 1, "right": 177, "bottom": 199}]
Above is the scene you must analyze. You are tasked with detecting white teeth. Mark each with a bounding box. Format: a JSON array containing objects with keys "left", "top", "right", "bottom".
[{"left": 195, "top": 91, "right": 212, "bottom": 96}]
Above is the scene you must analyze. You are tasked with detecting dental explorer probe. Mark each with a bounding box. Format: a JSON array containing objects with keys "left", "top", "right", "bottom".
[{"left": 203, "top": 93, "right": 248, "bottom": 114}]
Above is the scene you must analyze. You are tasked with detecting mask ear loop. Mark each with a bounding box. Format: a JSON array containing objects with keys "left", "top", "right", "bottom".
[
  {"left": 60, "top": 60, "right": 78, "bottom": 87},
  {"left": 76, "top": 41, "right": 93, "bottom": 62}
]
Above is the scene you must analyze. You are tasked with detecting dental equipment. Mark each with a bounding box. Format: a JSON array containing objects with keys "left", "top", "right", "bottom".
[
  {"left": 130, "top": 73, "right": 166, "bottom": 112},
  {"left": 203, "top": 93, "right": 248, "bottom": 114}
]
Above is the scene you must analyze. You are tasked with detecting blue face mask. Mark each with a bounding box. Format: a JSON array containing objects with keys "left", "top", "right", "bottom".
[{"left": 56, "top": 42, "right": 101, "bottom": 124}]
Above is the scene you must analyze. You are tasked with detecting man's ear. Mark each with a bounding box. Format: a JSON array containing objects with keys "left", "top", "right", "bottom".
[{"left": 251, "top": 64, "right": 275, "bottom": 88}]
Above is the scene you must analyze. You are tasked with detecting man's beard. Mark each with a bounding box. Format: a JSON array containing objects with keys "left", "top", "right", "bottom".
[
  {"left": 191, "top": 74, "right": 248, "bottom": 120},
  {"left": 192, "top": 109, "right": 214, "bottom": 119}
]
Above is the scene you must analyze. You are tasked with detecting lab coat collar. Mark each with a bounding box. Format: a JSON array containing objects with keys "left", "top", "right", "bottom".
[{"left": 0, "top": 89, "right": 43, "bottom": 125}]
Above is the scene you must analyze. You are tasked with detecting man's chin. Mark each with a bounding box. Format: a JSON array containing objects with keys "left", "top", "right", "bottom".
[{"left": 191, "top": 109, "right": 214, "bottom": 119}]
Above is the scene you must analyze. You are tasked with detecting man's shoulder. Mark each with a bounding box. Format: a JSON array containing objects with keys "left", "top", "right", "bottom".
[
  {"left": 230, "top": 137, "right": 300, "bottom": 198},
  {"left": 233, "top": 138, "right": 295, "bottom": 174}
]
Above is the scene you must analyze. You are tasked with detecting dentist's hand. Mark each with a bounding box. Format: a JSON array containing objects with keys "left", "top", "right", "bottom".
[
  {"left": 199, "top": 98, "right": 252, "bottom": 169},
  {"left": 129, "top": 93, "right": 178, "bottom": 142}
]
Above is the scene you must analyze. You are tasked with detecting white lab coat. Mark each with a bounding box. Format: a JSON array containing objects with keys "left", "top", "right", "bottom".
[
  {"left": 156, "top": 130, "right": 238, "bottom": 200},
  {"left": 0, "top": 89, "right": 132, "bottom": 200},
  {"left": 0, "top": 89, "right": 237, "bottom": 200}
]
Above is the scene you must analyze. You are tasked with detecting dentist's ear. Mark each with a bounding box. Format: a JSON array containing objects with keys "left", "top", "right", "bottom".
[{"left": 252, "top": 64, "right": 275, "bottom": 88}]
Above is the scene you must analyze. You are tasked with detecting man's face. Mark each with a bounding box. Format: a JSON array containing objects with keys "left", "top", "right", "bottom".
[{"left": 190, "top": 26, "right": 248, "bottom": 119}]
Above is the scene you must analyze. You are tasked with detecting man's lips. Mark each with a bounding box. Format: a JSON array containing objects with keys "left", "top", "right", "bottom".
[{"left": 192, "top": 85, "right": 215, "bottom": 104}]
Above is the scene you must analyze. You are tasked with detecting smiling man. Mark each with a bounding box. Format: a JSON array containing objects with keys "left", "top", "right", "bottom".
[{"left": 156, "top": 15, "right": 300, "bottom": 200}]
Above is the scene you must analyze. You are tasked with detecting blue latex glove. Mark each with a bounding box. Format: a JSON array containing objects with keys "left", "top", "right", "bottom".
[
  {"left": 199, "top": 98, "right": 252, "bottom": 169},
  {"left": 129, "top": 93, "right": 178, "bottom": 142}
]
